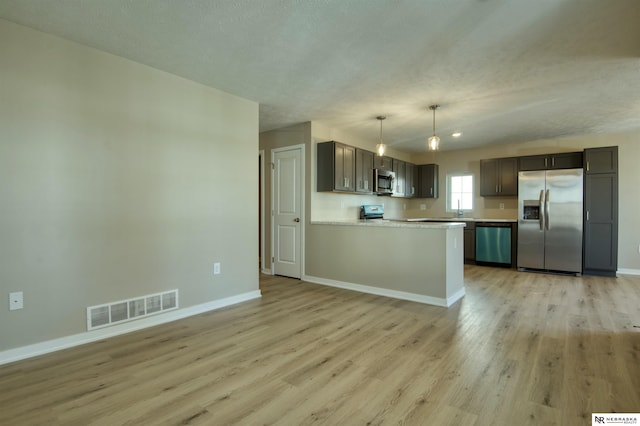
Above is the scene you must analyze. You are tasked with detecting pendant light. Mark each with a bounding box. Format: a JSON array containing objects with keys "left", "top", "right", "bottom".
[
  {"left": 427, "top": 104, "right": 440, "bottom": 151},
  {"left": 376, "top": 116, "right": 387, "bottom": 156}
]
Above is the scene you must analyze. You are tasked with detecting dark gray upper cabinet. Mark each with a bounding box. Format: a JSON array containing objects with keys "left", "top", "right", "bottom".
[
  {"left": 583, "top": 146, "right": 618, "bottom": 277},
  {"left": 417, "top": 164, "right": 439, "bottom": 198},
  {"left": 480, "top": 157, "right": 518, "bottom": 196},
  {"left": 392, "top": 159, "right": 406, "bottom": 197},
  {"left": 374, "top": 155, "right": 393, "bottom": 170},
  {"left": 518, "top": 152, "right": 583, "bottom": 171},
  {"left": 317, "top": 141, "right": 355, "bottom": 192},
  {"left": 405, "top": 163, "right": 417, "bottom": 198},
  {"left": 355, "top": 148, "right": 374, "bottom": 193},
  {"left": 585, "top": 147, "right": 617, "bottom": 174}
]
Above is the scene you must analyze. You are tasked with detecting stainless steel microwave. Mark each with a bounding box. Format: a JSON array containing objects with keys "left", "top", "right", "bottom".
[{"left": 374, "top": 168, "right": 395, "bottom": 195}]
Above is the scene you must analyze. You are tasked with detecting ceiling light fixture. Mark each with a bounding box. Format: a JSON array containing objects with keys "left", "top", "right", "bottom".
[
  {"left": 427, "top": 105, "right": 440, "bottom": 151},
  {"left": 376, "top": 116, "right": 387, "bottom": 156},
  {"left": 452, "top": 132, "right": 462, "bottom": 138}
]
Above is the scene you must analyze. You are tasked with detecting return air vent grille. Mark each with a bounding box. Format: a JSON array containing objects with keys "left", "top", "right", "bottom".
[{"left": 87, "top": 289, "right": 178, "bottom": 330}]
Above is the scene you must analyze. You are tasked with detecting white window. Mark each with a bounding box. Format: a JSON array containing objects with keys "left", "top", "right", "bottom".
[{"left": 447, "top": 173, "right": 474, "bottom": 213}]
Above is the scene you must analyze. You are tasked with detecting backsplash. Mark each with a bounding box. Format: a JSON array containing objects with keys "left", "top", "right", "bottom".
[{"left": 311, "top": 191, "right": 518, "bottom": 222}]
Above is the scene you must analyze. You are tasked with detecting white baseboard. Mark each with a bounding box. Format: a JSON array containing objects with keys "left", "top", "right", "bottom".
[
  {"left": 446, "top": 287, "right": 466, "bottom": 307},
  {"left": 617, "top": 268, "right": 640, "bottom": 276},
  {"left": 303, "top": 275, "right": 464, "bottom": 308},
  {"left": 0, "top": 290, "right": 261, "bottom": 366},
  {"left": 261, "top": 267, "right": 272, "bottom": 275}
]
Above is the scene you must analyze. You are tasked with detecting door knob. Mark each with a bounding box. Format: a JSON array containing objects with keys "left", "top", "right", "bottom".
[{"left": 294, "top": 218, "right": 300, "bottom": 222}]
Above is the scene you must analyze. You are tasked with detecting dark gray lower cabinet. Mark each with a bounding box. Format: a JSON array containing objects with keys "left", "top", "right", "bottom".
[
  {"left": 583, "top": 146, "right": 618, "bottom": 276},
  {"left": 463, "top": 221, "right": 475, "bottom": 263}
]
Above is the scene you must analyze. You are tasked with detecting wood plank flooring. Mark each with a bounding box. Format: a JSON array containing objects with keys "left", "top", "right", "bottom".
[{"left": 1, "top": 266, "right": 639, "bottom": 425}]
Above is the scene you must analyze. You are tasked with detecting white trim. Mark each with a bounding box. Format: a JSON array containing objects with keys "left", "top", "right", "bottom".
[
  {"left": 445, "top": 171, "right": 474, "bottom": 213},
  {"left": 617, "top": 268, "right": 640, "bottom": 276},
  {"left": 303, "top": 275, "right": 464, "bottom": 308},
  {"left": 259, "top": 149, "right": 266, "bottom": 273},
  {"left": 261, "top": 267, "right": 272, "bottom": 275},
  {"left": 271, "top": 144, "right": 306, "bottom": 279},
  {"left": 0, "top": 290, "right": 261, "bottom": 366}
]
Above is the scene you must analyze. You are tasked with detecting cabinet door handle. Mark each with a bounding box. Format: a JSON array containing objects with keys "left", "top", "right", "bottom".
[
  {"left": 545, "top": 157, "right": 548, "bottom": 168},
  {"left": 496, "top": 185, "right": 498, "bottom": 193},
  {"left": 552, "top": 157, "right": 555, "bottom": 167},
  {"left": 586, "top": 161, "right": 590, "bottom": 172},
  {"left": 430, "top": 187, "right": 433, "bottom": 196},
  {"left": 586, "top": 210, "right": 589, "bottom": 221}
]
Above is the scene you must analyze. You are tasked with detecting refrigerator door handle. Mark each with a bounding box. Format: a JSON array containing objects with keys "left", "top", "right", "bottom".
[
  {"left": 538, "top": 189, "right": 545, "bottom": 231},
  {"left": 545, "top": 189, "right": 550, "bottom": 230}
]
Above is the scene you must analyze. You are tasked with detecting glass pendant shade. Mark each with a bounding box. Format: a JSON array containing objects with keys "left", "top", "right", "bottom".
[
  {"left": 428, "top": 135, "right": 440, "bottom": 151},
  {"left": 427, "top": 104, "right": 440, "bottom": 151},
  {"left": 376, "top": 116, "right": 387, "bottom": 157}
]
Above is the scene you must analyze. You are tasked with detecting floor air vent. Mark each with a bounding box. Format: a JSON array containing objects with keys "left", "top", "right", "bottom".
[{"left": 87, "top": 289, "right": 178, "bottom": 330}]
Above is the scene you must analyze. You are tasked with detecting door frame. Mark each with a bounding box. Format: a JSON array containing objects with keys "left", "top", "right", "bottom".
[
  {"left": 259, "top": 150, "right": 267, "bottom": 274},
  {"left": 270, "top": 144, "right": 305, "bottom": 278}
]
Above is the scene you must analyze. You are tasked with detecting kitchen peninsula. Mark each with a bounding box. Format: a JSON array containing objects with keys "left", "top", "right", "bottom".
[{"left": 304, "top": 220, "right": 465, "bottom": 307}]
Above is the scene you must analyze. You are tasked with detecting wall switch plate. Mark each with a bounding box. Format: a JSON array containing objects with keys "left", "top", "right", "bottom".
[
  {"left": 214, "top": 262, "right": 221, "bottom": 275},
  {"left": 9, "top": 291, "right": 23, "bottom": 310}
]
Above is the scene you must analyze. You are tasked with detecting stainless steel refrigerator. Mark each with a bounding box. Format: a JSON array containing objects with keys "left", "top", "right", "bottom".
[{"left": 517, "top": 169, "right": 583, "bottom": 274}]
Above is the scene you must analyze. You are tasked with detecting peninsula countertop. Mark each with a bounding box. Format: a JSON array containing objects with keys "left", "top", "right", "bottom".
[{"left": 310, "top": 219, "right": 466, "bottom": 229}]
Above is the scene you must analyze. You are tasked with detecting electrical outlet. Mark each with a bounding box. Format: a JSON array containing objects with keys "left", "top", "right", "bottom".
[
  {"left": 9, "top": 292, "right": 23, "bottom": 311},
  {"left": 499, "top": 203, "right": 505, "bottom": 210},
  {"left": 420, "top": 204, "right": 426, "bottom": 210},
  {"left": 403, "top": 203, "right": 407, "bottom": 210},
  {"left": 214, "top": 262, "right": 221, "bottom": 275}
]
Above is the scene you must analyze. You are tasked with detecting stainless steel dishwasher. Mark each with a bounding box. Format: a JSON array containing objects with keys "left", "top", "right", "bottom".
[{"left": 475, "top": 222, "right": 512, "bottom": 266}]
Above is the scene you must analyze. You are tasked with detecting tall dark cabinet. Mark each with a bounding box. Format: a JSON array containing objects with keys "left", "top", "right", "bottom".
[{"left": 583, "top": 146, "right": 618, "bottom": 277}]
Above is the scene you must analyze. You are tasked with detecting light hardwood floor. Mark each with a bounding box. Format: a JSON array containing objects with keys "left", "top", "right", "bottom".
[{"left": 1, "top": 266, "right": 639, "bottom": 425}]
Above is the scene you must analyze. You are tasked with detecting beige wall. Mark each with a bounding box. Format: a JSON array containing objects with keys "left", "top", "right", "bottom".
[{"left": 0, "top": 20, "right": 259, "bottom": 351}]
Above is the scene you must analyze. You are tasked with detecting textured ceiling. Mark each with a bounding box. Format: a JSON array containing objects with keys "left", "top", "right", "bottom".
[{"left": 1, "top": 0, "right": 639, "bottom": 152}]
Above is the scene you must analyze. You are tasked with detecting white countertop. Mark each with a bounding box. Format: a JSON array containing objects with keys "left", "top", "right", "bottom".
[
  {"left": 393, "top": 217, "right": 517, "bottom": 223},
  {"left": 311, "top": 220, "right": 466, "bottom": 229}
]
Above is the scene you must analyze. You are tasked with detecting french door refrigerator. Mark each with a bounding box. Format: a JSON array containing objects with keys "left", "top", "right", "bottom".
[{"left": 517, "top": 168, "right": 583, "bottom": 274}]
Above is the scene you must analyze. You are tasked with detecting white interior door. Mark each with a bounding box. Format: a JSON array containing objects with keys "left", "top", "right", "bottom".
[{"left": 272, "top": 146, "right": 303, "bottom": 278}]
